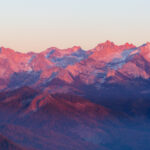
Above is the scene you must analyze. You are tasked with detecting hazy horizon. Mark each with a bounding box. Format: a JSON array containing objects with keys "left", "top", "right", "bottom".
[{"left": 0, "top": 0, "right": 150, "bottom": 52}]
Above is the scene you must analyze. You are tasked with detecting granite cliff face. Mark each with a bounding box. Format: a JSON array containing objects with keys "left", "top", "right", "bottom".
[{"left": 0, "top": 41, "right": 150, "bottom": 91}]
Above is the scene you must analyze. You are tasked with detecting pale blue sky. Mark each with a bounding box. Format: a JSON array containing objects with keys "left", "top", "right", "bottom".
[{"left": 0, "top": 0, "right": 150, "bottom": 52}]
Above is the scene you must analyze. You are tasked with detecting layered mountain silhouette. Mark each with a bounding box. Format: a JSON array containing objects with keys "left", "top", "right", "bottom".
[{"left": 0, "top": 41, "right": 150, "bottom": 150}]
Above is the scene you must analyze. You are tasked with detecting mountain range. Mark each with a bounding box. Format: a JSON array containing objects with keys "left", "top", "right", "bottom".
[{"left": 0, "top": 41, "right": 150, "bottom": 150}]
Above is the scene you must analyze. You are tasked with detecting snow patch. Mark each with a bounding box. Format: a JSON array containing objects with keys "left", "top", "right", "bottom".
[
  {"left": 45, "top": 49, "right": 55, "bottom": 58},
  {"left": 129, "top": 49, "right": 140, "bottom": 56},
  {"left": 28, "top": 55, "right": 36, "bottom": 64},
  {"left": 108, "top": 48, "right": 139, "bottom": 70},
  {"left": 47, "top": 72, "right": 58, "bottom": 82}
]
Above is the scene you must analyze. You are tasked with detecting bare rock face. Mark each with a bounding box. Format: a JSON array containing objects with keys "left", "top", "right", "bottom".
[{"left": 0, "top": 41, "right": 149, "bottom": 90}]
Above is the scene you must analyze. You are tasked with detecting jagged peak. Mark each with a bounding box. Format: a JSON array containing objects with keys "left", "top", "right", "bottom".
[
  {"left": 68, "top": 46, "right": 82, "bottom": 52},
  {"left": 124, "top": 42, "right": 135, "bottom": 47},
  {"left": 72, "top": 45, "right": 81, "bottom": 50},
  {"left": 119, "top": 42, "right": 136, "bottom": 50},
  {"left": 95, "top": 41, "right": 136, "bottom": 50},
  {"left": 44, "top": 47, "right": 58, "bottom": 53},
  {"left": 0, "top": 46, "right": 15, "bottom": 54},
  {"left": 94, "top": 41, "right": 118, "bottom": 51},
  {"left": 98, "top": 40, "right": 116, "bottom": 47},
  {"left": 43, "top": 46, "right": 82, "bottom": 56},
  {"left": 104, "top": 40, "right": 115, "bottom": 45},
  {"left": 146, "top": 42, "right": 150, "bottom": 47},
  {"left": 139, "top": 42, "right": 150, "bottom": 49}
]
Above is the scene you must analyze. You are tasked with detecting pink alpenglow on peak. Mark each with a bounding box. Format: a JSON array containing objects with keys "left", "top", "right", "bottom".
[
  {"left": 89, "top": 41, "right": 136, "bottom": 62},
  {"left": 70, "top": 46, "right": 82, "bottom": 52},
  {"left": 119, "top": 42, "right": 136, "bottom": 50},
  {"left": 138, "top": 42, "right": 150, "bottom": 62},
  {"left": 0, "top": 41, "right": 149, "bottom": 84},
  {"left": 94, "top": 41, "right": 117, "bottom": 50}
]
